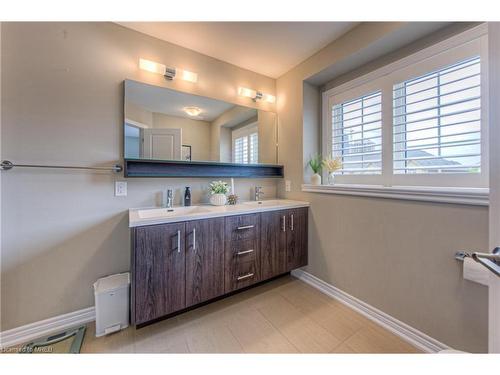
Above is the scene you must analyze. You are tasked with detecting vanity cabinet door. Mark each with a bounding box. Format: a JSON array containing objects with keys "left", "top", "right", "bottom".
[
  {"left": 260, "top": 210, "right": 287, "bottom": 279},
  {"left": 133, "top": 222, "right": 186, "bottom": 325},
  {"left": 286, "top": 208, "right": 308, "bottom": 271},
  {"left": 185, "top": 217, "right": 225, "bottom": 307}
]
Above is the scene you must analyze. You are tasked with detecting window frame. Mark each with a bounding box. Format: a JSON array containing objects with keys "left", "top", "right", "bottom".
[{"left": 321, "top": 24, "right": 489, "bottom": 189}]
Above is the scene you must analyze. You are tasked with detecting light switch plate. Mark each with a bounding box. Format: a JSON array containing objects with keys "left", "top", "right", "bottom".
[
  {"left": 115, "top": 181, "right": 127, "bottom": 197},
  {"left": 285, "top": 180, "right": 291, "bottom": 192}
]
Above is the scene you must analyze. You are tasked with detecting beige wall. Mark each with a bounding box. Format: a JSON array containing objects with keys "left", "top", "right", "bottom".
[
  {"left": 257, "top": 110, "right": 277, "bottom": 165},
  {"left": 0, "top": 22, "right": 277, "bottom": 331},
  {"left": 152, "top": 113, "right": 211, "bottom": 161},
  {"left": 124, "top": 101, "right": 153, "bottom": 127},
  {"left": 276, "top": 23, "right": 489, "bottom": 352}
]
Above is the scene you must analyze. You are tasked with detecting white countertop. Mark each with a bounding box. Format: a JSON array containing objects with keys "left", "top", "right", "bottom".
[{"left": 129, "top": 199, "right": 310, "bottom": 228}]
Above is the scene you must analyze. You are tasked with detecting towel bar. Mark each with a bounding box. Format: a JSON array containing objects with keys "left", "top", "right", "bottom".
[{"left": 0, "top": 160, "right": 123, "bottom": 173}]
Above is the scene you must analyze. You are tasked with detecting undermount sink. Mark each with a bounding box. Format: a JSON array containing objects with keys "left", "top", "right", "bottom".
[
  {"left": 241, "top": 200, "right": 287, "bottom": 208},
  {"left": 137, "top": 206, "right": 211, "bottom": 219}
]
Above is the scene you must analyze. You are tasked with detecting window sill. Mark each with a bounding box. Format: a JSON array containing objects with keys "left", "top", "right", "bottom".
[{"left": 301, "top": 184, "right": 489, "bottom": 206}]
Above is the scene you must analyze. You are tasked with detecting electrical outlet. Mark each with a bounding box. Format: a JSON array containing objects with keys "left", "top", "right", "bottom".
[
  {"left": 285, "top": 180, "right": 291, "bottom": 192},
  {"left": 115, "top": 181, "right": 127, "bottom": 197}
]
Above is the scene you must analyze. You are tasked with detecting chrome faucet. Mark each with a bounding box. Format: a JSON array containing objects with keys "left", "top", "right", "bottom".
[
  {"left": 165, "top": 189, "right": 174, "bottom": 209},
  {"left": 254, "top": 186, "right": 264, "bottom": 201}
]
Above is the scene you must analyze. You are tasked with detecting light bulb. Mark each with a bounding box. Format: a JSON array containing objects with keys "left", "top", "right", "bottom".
[
  {"left": 262, "top": 93, "right": 276, "bottom": 103},
  {"left": 238, "top": 87, "right": 257, "bottom": 99},
  {"left": 139, "top": 58, "right": 166, "bottom": 75},
  {"left": 178, "top": 69, "right": 198, "bottom": 83}
]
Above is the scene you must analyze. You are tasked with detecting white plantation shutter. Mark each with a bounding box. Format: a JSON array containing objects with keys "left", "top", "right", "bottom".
[
  {"left": 332, "top": 91, "right": 382, "bottom": 175},
  {"left": 393, "top": 56, "right": 481, "bottom": 174},
  {"left": 249, "top": 132, "right": 258, "bottom": 164},
  {"left": 233, "top": 136, "right": 248, "bottom": 164},
  {"left": 232, "top": 125, "right": 258, "bottom": 164}
]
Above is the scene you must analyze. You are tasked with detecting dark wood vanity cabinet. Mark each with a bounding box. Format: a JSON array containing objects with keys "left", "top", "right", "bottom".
[
  {"left": 185, "top": 218, "right": 225, "bottom": 307},
  {"left": 285, "top": 208, "right": 308, "bottom": 270},
  {"left": 260, "top": 207, "right": 308, "bottom": 279},
  {"left": 133, "top": 222, "right": 186, "bottom": 325},
  {"left": 131, "top": 207, "right": 308, "bottom": 326},
  {"left": 260, "top": 210, "right": 287, "bottom": 279}
]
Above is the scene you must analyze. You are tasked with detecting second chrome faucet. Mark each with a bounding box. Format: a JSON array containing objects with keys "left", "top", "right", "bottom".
[{"left": 254, "top": 186, "right": 264, "bottom": 201}]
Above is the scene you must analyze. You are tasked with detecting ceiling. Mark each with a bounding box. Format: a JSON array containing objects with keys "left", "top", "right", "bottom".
[
  {"left": 125, "top": 80, "right": 257, "bottom": 122},
  {"left": 117, "top": 22, "right": 359, "bottom": 78}
]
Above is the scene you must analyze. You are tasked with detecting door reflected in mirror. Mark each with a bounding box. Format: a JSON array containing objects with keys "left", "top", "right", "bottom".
[{"left": 124, "top": 80, "right": 278, "bottom": 164}]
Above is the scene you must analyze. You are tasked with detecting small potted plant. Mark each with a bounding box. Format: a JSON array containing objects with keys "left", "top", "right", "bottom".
[
  {"left": 308, "top": 154, "right": 323, "bottom": 185},
  {"left": 323, "top": 156, "right": 342, "bottom": 185},
  {"left": 208, "top": 180, "right": 229, "bottom": 206}
]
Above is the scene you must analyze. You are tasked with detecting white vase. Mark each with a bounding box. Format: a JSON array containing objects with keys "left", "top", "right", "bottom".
[
  {"left": 210, "top": 193, "right": 227, "bottom": 206},
  {"left": 310, "top": 173, "right": 322, "bottom": 185},
  {"left": 328, "top": 172, "right": 335, "bottom": 185}
]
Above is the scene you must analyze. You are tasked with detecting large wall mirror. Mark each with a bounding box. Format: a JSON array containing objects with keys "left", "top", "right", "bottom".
[{"left": 124, "top": 80, "right": 278, "bottom": 169}]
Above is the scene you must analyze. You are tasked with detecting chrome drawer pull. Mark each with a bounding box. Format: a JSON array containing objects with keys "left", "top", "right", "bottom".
[
  {"left": 237, "top": 249, "right": 254, "bottom": 256},
  {"left": 193, "top": 228, "right": 196, "bottom": 252},
  {"left": 282, "top": 215, "right": 286, "bottom": 232},
  {"left": 237, "top": 273, "right": 254, "bottom": 281},
  {"left": 177, "top": 230, "right": 181, "bottom": 254},
  {"left": 237, "top": 225, "right": 254, "bottom": 230},
  {"left": 290, "top": 214, "right": 294, "bottom": 231}
]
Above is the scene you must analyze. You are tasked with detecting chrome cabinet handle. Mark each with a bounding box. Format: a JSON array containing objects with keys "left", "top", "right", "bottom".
[
  {"left": 193, "top": 228, "right": 196, "bottom": 252},
  {"left": 237, "top": 225, "right": 254, "bottom": 230},
  {"left": 237, "top": 273, "right": 254, "bottom": 281},
  {"left": 177, "top": 230, "right": 181, "bottom": 253},
  {"left": 290, "top": 214, "right": 294, "bottom": 231},
  {"left": 282, "top": 215, "right": 286, "bottom": 232},
  {"left": 237, "top": 249, "right": 254, "bottom": 256}
]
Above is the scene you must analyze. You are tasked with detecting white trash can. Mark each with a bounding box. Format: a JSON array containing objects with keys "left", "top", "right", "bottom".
[{"left": 93, "top": 272, "right": 130, "bottom": 337}]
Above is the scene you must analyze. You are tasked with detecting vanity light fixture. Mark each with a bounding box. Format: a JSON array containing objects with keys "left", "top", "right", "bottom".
[
  {"left": 139, "top": 58, "right": 198, "bottom": 83},
  {"left": 183, "top": 106, "right": 202, "bottom": 117},
  {"left": 238, "top": 86, "right": 275, "bottom": 103}
]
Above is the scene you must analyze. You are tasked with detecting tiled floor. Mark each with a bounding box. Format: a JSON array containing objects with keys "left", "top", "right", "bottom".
[{"left": 81, "top": 275, "right": 421, "bottom": 353}]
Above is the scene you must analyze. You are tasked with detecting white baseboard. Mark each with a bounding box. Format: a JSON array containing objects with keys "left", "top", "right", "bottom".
[
  {"left": 0, "top": 307, "right": 95, "bottom": 349},
  {"left": 291, "top": 269, "right": 450, "bottom": 353}
]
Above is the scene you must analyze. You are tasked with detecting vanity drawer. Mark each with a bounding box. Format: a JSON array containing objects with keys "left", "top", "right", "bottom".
[
  {"left": 229, "top": 239, "right": 257, "bottom": 260},
  {"left": 225, "top": 214, "right": 259, "bottom": 241},
  {"left": 225, "top": 259, "right": 259, "bottom": 291}
]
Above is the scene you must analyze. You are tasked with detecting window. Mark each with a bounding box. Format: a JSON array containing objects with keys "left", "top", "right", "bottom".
[
  {"left": 332, "top": 91, "right": 382, "bottom": 175},
  {"left": 393, "top": 56, "right": 481, "bottom": 175},
  {"left": 232, "top": 124, "right": 258, "bottom": 164},
  {"left": 322, "top": 27, "right": 488, "bottom": 189}
]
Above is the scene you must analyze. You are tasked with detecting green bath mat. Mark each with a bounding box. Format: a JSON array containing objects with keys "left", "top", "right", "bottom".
[{"left": 21, "top": 326, "right": 86, "bottom": 354}]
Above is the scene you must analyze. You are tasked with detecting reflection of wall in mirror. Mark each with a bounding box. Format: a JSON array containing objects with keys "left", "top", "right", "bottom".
[
  {"left": 153, "top": 113, "right": 211, "bottom": 161},
  {"left": 209, "top": 106, "right": 276, "bottom": 164},
  {"left": 210, "top": 106, "right": 255, "bottom": 162},
  {"left": 124, "top": 101, "right": 212, "bottom": 161},
  {"left": 257, "top": 111, "right": 277, "bottom": 164}
]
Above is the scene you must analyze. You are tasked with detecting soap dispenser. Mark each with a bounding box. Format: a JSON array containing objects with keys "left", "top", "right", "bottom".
[{"left": 184, "top": 187, "right": 191, "bottom": 206}]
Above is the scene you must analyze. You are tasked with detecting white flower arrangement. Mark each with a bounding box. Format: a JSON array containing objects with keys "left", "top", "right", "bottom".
[{"left": 209, "top": 180, "right": 229, "bottom": 195}]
